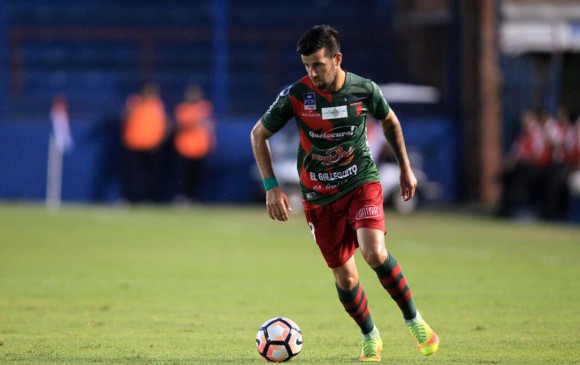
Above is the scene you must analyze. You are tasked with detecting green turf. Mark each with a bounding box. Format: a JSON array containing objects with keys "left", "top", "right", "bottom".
[{"left": 0, "top": 203, "right": 578, "bottom": 364}]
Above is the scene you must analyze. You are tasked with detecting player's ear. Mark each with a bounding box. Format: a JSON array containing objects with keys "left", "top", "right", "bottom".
[{"left": 334, "top": 52, "right": 342, "bottom": 67}]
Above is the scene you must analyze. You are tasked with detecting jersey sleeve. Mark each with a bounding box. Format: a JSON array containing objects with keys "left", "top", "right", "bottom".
[
  {"left": 260, "top": 85, "right": 295, "bottom": 133},
  {"left": 369, "top": 81, "right": 390, "bottom": 120}
]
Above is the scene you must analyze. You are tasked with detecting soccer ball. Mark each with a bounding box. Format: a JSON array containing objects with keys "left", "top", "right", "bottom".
[{"left": 256, "top": 317, "right": 303, "bottom": 362}]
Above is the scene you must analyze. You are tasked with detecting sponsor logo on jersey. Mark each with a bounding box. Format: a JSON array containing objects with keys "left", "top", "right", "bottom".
[
  {"left": 308, "top": 126, "right": 357, "bottom": 141},
  {"left": 309, "top": 164, "right": 358, "bottom": 182},
  {"left": 304, "top": 92, "right": 316, "bottom": 110},
  {"left": 299, "top": 110, "right": 321, "bottom": 118},
  {"left": 311, "top": 146, "right": 355, "bottom": 166},
  {"left": 356, "top": 205, "right": 382, "bottom": 220},
  {"left": 321, "top": 105, "right": 347, "bottom": 120}
]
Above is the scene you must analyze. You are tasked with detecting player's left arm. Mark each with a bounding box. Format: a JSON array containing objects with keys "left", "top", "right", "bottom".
[{"left": 379, "top": 109, "right": 417, "bottom": 201}]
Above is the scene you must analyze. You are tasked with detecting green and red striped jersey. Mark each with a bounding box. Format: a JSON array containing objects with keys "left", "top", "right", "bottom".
[{"left": 261, "top": 72, "right": 390, "bottom": 206}]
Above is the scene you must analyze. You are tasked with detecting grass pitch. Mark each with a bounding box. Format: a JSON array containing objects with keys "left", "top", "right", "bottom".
[{"left": 0, "top": 203, "right": 578, "bottom": 364}]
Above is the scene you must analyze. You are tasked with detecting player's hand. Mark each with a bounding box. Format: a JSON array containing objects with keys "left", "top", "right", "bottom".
[
  {"left": 400, "top": 168, "right": 418, "bottom": 202},
  {"left": 266, "top": 187, "right": 292, "bottom": 221}
]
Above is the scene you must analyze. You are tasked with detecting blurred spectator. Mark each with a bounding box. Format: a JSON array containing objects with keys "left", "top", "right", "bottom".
[
  {"left": 564, "top": 115, "right": 580, "bottom": 169},
  {"left": 172, "top": 84, "right": 215, "bottom": 204},
  {"left": 498, "top": 110, "right": 548, "bottom": 218},
  {"left": 567, "top": 116, "right": 580, "bottom": 215},
  {"left": 499, "top": 108, "right": 580, "bottom": 220},
  {"left": 121, "top": 81, "right": 169, "bottom": 203},
  {"left": 538, "top": 108, "right": 571, "bottom": 219}
]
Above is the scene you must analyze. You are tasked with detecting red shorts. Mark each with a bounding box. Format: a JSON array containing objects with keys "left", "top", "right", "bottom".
[{"left": 303, "top": 181, "right": 386, "bottom": 268}]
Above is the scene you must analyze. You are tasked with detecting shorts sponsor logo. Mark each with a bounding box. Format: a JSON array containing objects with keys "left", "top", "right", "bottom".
[{"left": 356, "top": 205, "right": 382, "bottom": 220}]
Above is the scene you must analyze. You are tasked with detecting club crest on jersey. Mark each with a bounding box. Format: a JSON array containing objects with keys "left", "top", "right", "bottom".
[{"left": 304, "top": 92, "right": 316, "bottom": 110}]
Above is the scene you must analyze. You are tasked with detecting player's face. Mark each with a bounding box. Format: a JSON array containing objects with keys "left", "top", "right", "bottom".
[{"left": 301, "top": 48, "right": 342, "bottom": 92}]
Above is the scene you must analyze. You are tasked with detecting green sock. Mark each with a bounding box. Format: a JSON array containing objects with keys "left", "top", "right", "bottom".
[
  {"left": 373, "top": 254, "right": 417, "bottom": 320},
  {"left": 336, "top": 282, "right": 376, "bottom": 335}
]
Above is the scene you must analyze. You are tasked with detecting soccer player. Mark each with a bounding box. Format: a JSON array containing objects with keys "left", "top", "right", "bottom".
[{"left": 250, "top": 25, "right": 440, "bottom": 362}]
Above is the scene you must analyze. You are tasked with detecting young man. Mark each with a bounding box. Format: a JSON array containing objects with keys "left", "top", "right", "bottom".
[
  {"left": 172, "top": 84, "right": 215, "bottom": 204},
  {"left": 250, "top": 25, "right": 439, "bottom": 362},
  {"left": 121, "top": 81, "right": 168, "bottom": 203}
]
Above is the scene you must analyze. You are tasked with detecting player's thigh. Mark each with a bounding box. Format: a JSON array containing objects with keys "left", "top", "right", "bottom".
[
  {"left": 304, "top": 203, "right": 358, "bottom": 269},
  {"left": 348, "top": 181, "right": 386, "bottom": 234},
  {"left": 356, "top": 227, "right": 388, "bottom": 266}
]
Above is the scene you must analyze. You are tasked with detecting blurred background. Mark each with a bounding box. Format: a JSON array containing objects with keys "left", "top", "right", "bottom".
[{"left": 0, "top": 0, "right": 579, "bottom": 222}]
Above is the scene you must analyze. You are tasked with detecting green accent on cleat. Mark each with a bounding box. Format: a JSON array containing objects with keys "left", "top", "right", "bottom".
[
  {"left": 359, "top": 337, "right": 383, "bottom": 362},
  {"left": 406, "top": 312, "right": 440, "bottom": 356}
]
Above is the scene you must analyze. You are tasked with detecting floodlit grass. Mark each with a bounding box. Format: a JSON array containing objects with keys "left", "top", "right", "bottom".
[{"left": 0, "top": 203, "right": 578, "bottom": 364}]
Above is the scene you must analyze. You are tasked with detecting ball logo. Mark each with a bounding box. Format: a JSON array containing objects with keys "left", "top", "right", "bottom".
[
  {"left": 356, "top": 205, "right": 382, "bottom": 220},
  {"left": 256, "top": 317, "right": 303, "bottom": 362}
]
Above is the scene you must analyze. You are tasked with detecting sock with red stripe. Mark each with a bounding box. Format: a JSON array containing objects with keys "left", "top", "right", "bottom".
[
  {"left": 373, "top": 254, "right": 417, "bottom": 320},
  {"left": 336, "top": 282, "right": 376, "bottom": 335}
]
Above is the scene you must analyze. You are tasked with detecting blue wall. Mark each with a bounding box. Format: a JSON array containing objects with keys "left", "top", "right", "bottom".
[
  {"left": 0, "top": 115, "right": 258, "bottom": 204},
  {"left": 2, "top": 0, "right": 400, "bottom": 117},
  {"left": 0, "top": 115, "right": 457, "bottom": 204},
  {"left": 403, "top": 118, "right": 458, "bottom": 203},
  {"left": 0, "top": 1, "right": 460, "bottom": 205}
]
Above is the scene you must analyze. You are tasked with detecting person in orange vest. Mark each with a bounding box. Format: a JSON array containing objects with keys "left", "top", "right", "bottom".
[
  {"left": 121, "top": 81, "right": 169, "bottom": 203},
  {"left": 172, "top": 84, "right": 216, "bottom": 204}
]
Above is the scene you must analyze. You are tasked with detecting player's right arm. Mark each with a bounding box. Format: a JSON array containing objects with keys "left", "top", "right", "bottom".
[{"left": 250, "top": 121, "right": 292, "bottom": 222}]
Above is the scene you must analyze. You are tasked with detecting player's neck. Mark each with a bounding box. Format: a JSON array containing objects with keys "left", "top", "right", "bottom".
[{"left": 326, "top": 69, "right": 346, "bottom": 93}]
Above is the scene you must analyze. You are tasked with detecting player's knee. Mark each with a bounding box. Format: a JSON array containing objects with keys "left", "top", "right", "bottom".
[
  {"left": 361, "top": 245, "right": 387, "bottom": 267},
  {"left": 335, "top": 273, "right": 359, "bottom": 291}
]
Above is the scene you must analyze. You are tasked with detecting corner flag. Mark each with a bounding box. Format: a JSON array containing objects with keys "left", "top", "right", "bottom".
[{"left": 46, "top": 95, "right": 73, "bottom": 209}]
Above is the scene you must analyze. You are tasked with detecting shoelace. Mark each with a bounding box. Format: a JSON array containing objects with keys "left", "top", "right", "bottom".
[
  {"left": 409, "top": 323, "right": 428, "bottom": 343},
  {"left": 361, "top": 339, "right": 380, "bottom": 356}
]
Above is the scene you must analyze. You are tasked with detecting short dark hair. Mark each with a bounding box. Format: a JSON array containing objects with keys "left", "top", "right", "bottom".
[{"left": 296, "top": 25, "right": 341, "bottom": 57}]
